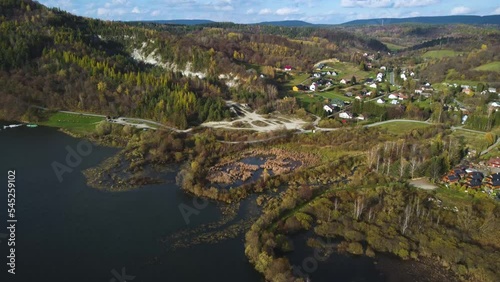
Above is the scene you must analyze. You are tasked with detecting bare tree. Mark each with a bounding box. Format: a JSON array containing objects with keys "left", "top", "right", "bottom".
[
  {"left": 400, "top": 204, "right": 412, "bottom": 235},
  {"left": 368, "top": 207, "right": 374, "bottom": 222},
  {"left": 376, "top": 153, "right": 380, "bottom": 173},
  {"left": 457, "top": 206, "right": 475, "bottom": 232},
  {"left": 399, "top": 156, "right": 406, "bottom": 178},
  {"left": 409, "top": 157, "right": 419, "bottom": 179},
  {"left": 353, "top": 197, "right": 365, "bottom": 220},
  {"left": 367, "top": 146, "right": 378, "bottom": 169},
  {"left": 400, "top": 197, "right": 421, "bottom": 235}
]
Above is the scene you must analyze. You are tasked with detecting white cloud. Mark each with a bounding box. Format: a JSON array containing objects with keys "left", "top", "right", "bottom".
[
  {"left": 258, "top": 8, "right": 272, "bottom": 15},
  {"left": 246, "top": 8, "right": 255, "bottom": 14},
  {"left": 97, "top": 7, "right": 126, "bottom": 16},
  {"left": 394, "top": 0, "right": 437, "bottom": 8},
  {"left": 131, "top": 7, "right": 140, "bottom": 14},
  {"left": 97, "top": 8, "right": 108, "bottom": 15},
  {"left": 276, "top": 7, "right": 300, "bottom": 16},
  {"left": 341, "top": 0, "right": 392, "bottom": 8},
  {"left": 494, "top": 7, "right": 500, "bottom": 14},
  {"left": 450, "top": 6, "right": 472, "bottom": 15},
  {"left": 151, "top": 10, "right": 161, "bottom": 16},
  {"left": 215, "top": 5, "right": 233, "bottom": 11}
]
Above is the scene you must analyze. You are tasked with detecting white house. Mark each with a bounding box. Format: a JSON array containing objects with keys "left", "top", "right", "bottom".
[
  {"left": 339, "top": 112, "right": 353, "bottom": 119},
  {"left": 415, "top": 89, "right": 423, "bottom": 94},
  {"left": 388, "top": 93, "right": 398, "bottom": 100},
  {"left": 410, "top": 72, "right": 415, "bottom": 77},
  {"left": 340, "top": 79, "right": 347, "bottom": 84},
  {"left": 365, "top": 91, "right": 372, "bottom": 96},
  {"left": 391, "top": 100, "right": 399, "bottom": 105},
  {"left": 330, "top": 71, "right": 337, "bottom": 76},
  {"left": 380, "top": 66, "right": 387, "bottom": 71},
  {"left": 462, "top": 115, "right": 468, "bottom": 125},
  {"left": 313, "top": 73, "right": 321, "bottom": 78},
  {"left": 355, "top": 95, "right": 362, "bottom": 100},
  {"left": 489, "top": 87, "right": 497, "bottom": 93},
  {"left": 368, "top": 83, "right": 377, "bottom": 89},
  {"left": 377, "top": 98, "right": 385, "bottom": 104},
  {"left": 310, "top": 83, "right": 318, "bottom": 91},
  {"left": 356, "top": 114, "right": 365, "bottom": 121},
  {"left": 323, "top": 105, "right": 333, "bottom": 113},
  {"left": 400, "top": 73, "right": 407, "bottom": 81},
  {"left": 376, "top": 72, "right": 384, "bottom": 82}
]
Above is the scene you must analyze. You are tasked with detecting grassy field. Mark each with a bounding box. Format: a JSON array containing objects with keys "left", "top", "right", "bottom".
[
  {"left": 422, "top": 50, "right": 461, "bottom": 59},
  {"left": 40, "top": 112, "right": 103, "bottom": 135},
  {"left": 320, "top": 90, "right": 354, "bottom": 101},
  {"left": 284, "top": 72, "right": 310, "bottom": 89},
  {"left": 377, "top": 121, "right": 431, "bottom": 135},
  {"left": 327, "top": 62, "right": 376, "bottom": 80},
  {"left": 474, "top": 61, "right": 500, "bottom": 72},
  {"left": 435, "top": 187, "right": 473, "bottom": 206},
  {"left": 383, "top": 41, "right": 405, "bottom": 51},
  {"left": 451, "top": 130, "right": 490, "bottom": 153},
  {"left": 295, "top": 93, "right": 322, "bottom": 108}
]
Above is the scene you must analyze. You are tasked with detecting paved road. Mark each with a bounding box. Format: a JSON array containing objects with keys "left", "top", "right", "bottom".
[
  {"left": 34, "top": 106, "right": 192, "bottom": 133},
  {"left": 450, "top": 126, "right": 486, "bottom": 135},
  {"left": 33, "top": 106, "right": 496, "bottom": 148},
  {"left": 481, "top": 137, "right": 500, "bottom": 156},
  {"left": 365, "top": 119, "right": 431, "bottom": 127}
]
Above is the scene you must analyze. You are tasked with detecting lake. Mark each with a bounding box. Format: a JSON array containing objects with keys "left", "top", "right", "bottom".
[
  {"left": 0, "top": 122, "right": 261, "bottom": 282},
  {"left": 0, "top": 122, "right": 448, "bottom": 282}
]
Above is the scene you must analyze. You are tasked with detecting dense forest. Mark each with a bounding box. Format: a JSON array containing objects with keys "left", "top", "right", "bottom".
[
  {"left": 244, "top": 182, "right": 499, "bottom": 281},
  {"left": 0, "top": 0, "right": 391, "bottom": 127},
  {"left": 3, "top": 2, "right": 498, "bottom": 282}
]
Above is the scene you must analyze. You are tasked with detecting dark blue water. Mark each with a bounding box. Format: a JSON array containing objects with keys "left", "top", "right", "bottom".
[
  {"left": 287, "top": 233, "right": 385, "bottom": 282},
  {"left": 0, "top": 123, "right": 261, "bottom": 282},
  {"left": 0, "top": 122, "right": 443, "bottom": 282}
]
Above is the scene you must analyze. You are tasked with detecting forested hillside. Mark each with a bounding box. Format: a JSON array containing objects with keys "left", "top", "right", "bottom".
[
  {"left": 0, "top": 0, "right": 233, "bottom": 128},
  {"left": 0, "top": 0, "right": 388, "bottom": 128}
]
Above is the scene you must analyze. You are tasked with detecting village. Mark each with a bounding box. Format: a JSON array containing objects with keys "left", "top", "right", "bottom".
[{"left": 284, "top": 54, "right": 500, "bottom": 199}]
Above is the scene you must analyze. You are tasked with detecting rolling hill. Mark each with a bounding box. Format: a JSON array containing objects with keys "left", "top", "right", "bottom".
[{"left": 342, "top": 15, "right": 500, "bottom": 26}]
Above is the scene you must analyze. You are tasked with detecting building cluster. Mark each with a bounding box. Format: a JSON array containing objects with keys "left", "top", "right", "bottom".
[{"left": 442, "top": 159, "right": 500, "bottom": 191}]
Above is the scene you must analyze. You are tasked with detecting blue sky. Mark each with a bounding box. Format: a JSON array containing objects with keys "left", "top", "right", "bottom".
[{"left": 39, "top": 0, "right": 500, "bottom": 24}]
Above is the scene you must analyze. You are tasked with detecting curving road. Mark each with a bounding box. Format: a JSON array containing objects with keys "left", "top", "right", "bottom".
[
  {"left": 33, "top": 106, "right": 192, "bottom": 133},
  {"left": 33, "top": 106, "right": 496, "bottom": 148},
  {"left": 481, "top": 137, "right": 500, "bottom": 156},
  {"left": 364, "top": 119, "right": 431, "bottom": 128}
]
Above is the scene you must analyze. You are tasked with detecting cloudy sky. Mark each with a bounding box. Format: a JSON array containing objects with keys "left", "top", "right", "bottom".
[{"left": 39, "top": 0, "right": 500, "bottom": 24}]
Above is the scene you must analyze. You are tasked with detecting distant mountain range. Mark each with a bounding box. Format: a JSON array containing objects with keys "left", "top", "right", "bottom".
[
  {"left": 342, "top": 15, "right": 500, "bottom": 26},
  {"left": 252, "top": 20, "right": 316, "bottom": 27},
  {"left": 138, "top": 19, "right": 215, "bottom": 25},
  {"left": 142, "top": 15, "right": 500, "bottom": 27}
]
